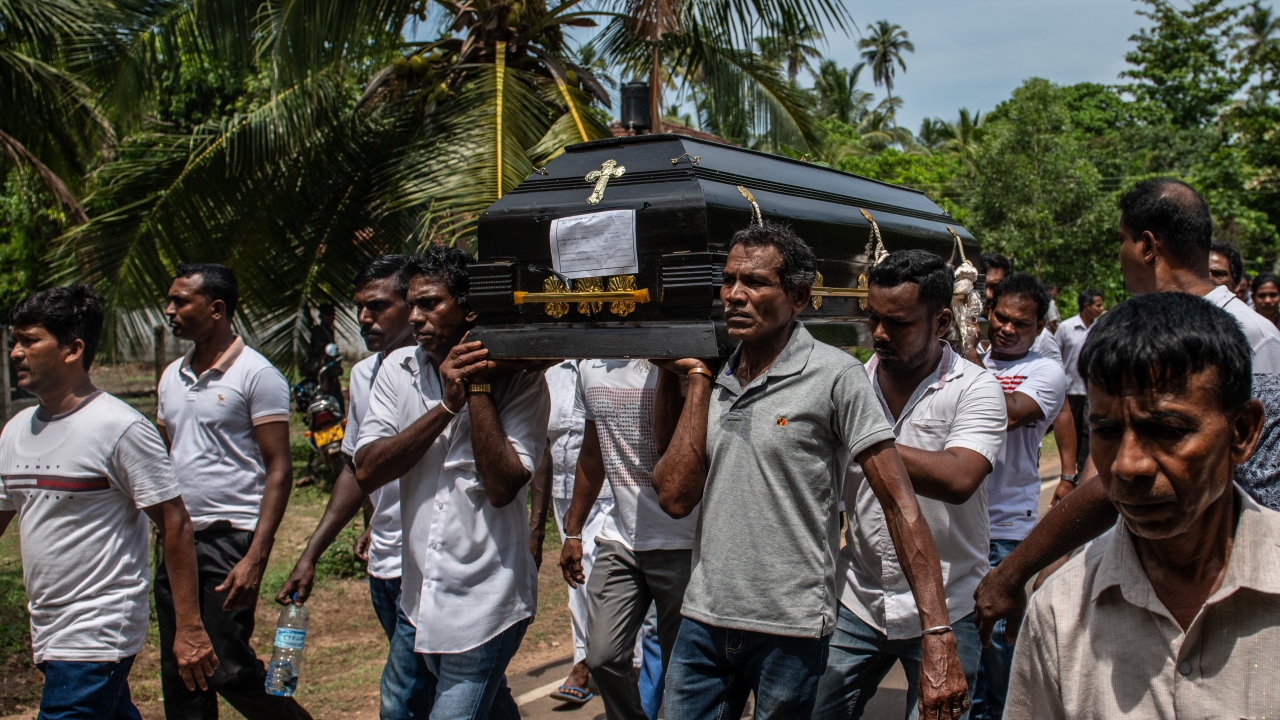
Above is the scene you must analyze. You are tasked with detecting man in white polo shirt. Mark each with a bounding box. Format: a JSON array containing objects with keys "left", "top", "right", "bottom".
[
  {"left": 355, "top": 248, "right": 550, "bottom": 719},
  {"left": 1053, "top": 287, "right": 1104, "bottom": 496},
  {"left": 558, "top": 357, "right": 697, "bottom": 719},
  {"left": 814, "top": 250, "right": 1007, "bottom": 719},
  {"left": 275, "top": 255, "right": 430, "bottom": 719},
  {"left": 156, "top": 263, "right": 309, "bottom": 720},
  {"left": 1, "top": 285, "right": 216, "bottom": 719}
]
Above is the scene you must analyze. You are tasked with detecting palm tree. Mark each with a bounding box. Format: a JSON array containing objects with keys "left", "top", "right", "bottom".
[
  {"left": 0, "top": 0, "right": 110, "bottom": 224},
  {"left": 1236, "top": 0, "right": 1280, "bottom": 86},
  {"left": 757, "top": 12, "right": 825, "bottom": 83},
  {"left": 858, "top": 20, "right": 913, "bottom": 116},
  {"left": 811, "top": 59, "right": 870, "bottom": 125},
  {"left": 939, "top": 108, "right": 985, "bottom": 161}
]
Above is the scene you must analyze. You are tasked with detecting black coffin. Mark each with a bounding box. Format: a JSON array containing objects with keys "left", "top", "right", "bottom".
[{"left": 470, "top": 134, "right": 980, "bottom": 359}]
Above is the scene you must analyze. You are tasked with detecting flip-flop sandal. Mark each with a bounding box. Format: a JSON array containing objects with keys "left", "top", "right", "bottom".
[{"left": 549, "top": 685, "right": 594, "bottom": 704}]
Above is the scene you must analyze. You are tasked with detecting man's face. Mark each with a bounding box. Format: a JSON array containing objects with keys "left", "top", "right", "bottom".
[
  {"left": 354, "top": 278, "right": 412, "bottom": 353},
  {"left": 988, "top": 293, "right": 1043, "bottom": 358},
  {"left": 1090, "top": 370, "right": 1258, "bottom": 539},
  {"left": 1117, "top": 223, "right": 1154, "bottom": 296},
  {"left": 1255, "top": 281, "right": 1280, "bottom": 319},
  {"left": 984, "top": 267, "right": 1006, "bottom": 302},
  {"left": 319, "top": 308, "right": 336, "bottom": 326},
  {"left": 720, "top": 244, "right": 807, "bottom": 344},
  {"left": 867, "top": 283, "right": 950, "bottom": 374},
  {"left": 1082, "top": 295, "right": 1106, "bottom": 323},
  {"left": 1208, "top": 251, "right": 1233, "bottom": 288},
  {"left": 9, "top": 324, "right": 81, "bottom": 396},
  {"left": 165, "top": 275, "right": 221, "bottom": 340},
  {"left": 406, "top": 274, "right": 473, "bottom": 359}
]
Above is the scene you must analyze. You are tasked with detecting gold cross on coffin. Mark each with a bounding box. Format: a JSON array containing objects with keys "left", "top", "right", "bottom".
[{"left": 584, "top": 159, "right": 626, "bottom": 204}]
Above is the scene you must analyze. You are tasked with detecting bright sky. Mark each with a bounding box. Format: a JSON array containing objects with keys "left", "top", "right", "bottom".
[{"left": 820, "top": 0, "right": 1149, "bottom": 132}]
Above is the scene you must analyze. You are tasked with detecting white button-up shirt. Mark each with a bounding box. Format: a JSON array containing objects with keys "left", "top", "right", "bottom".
[
  {"left": 545, "top": 361, "right": 606, "bottom": 500},
  {"left": 839, "top": 343, "right": 1008, "bottom": 639},
  {"left": 1054, "top": 315, "right": 1091, "bottom": 395},
  {"left": 355, "top": 346, "right": 550, "bottom": 653}
]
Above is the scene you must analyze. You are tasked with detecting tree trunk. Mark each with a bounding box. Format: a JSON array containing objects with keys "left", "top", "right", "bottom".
[{"left": 650, "top": 43, "right": 662, "bottom": 134}]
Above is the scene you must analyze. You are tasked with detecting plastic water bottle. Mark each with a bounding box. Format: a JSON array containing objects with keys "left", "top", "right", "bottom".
[{"left": 265, "top": 597, "right": 309, "bottom": 696}]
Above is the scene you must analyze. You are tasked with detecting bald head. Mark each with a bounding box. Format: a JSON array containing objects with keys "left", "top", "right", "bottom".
[{"left": 1118, "top": 178, "right": 1212, "bottom": 269}]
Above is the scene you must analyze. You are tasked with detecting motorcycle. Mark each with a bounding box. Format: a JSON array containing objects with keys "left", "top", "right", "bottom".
[{"left": 292, "top": 343, "right": 346, "bottom": 485}]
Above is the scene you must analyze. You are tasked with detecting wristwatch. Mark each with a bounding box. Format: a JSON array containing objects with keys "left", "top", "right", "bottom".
[
  {"left": 1061, "top": 473, "right": 1080, "bottom": 486},
  {"left": 468, "top": 382, "right": 492, "bottom": 394}
]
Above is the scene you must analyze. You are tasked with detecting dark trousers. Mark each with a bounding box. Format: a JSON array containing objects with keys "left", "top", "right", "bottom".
[
  {"left": 1067, "top": 394, "right": 1089, "bottom": 472},
  {"left": 155, "top": 524, "right": 312, "bottom": 720}
]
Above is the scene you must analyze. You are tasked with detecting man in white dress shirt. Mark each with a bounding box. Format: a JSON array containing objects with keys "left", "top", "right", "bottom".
[
  {"left": 814, "top": 251, "right": 1007, "bottom": 719},
  {"left": 276, "top": 255, "right": 429, "bottom": 718},
  {"left": 355, "top": 248, "right": 550, "bottom": 720},
  {"left": 1052, "top": 287, "right": 1104, "bottom": 497}
]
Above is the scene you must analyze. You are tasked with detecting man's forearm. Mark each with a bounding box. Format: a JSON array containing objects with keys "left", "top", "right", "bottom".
[
  {"left": 992, "top": 474, "right": 1115, "bottom": 586},
  {"left": 159, "top": 501, "right": 204, "bottom": 630},
  {"left": 1052, "top": 405, "right": 1077, "bottom": 475},
  {"left": 297, "top": 464, "right": 367, "bottom": 567},
  {"left": 652, "top": 368, "right": 683, "bottom": 455},
  {"left": 529, "top": 450, "right": 552, "bottom": 532},
  {"left": 564, "top": 462, "right": 605, "bottom": 537},
  {"left": 469, "top": 392, "right": 530, "bottom": 508},
  {"left": 896, "top": 446, "right": 988, "bottom": 505},
  {"left": 247, "top": 470, "right": 292, "bottom": 562},
  {"left": 651, "top": 374, "right": 712, "bottom": 519},
  {"left": 355, "top": 405, "right": 453, "bottom": 492},
  {"left": 861, "top": 442, "right": 951, "bottom": 629}
]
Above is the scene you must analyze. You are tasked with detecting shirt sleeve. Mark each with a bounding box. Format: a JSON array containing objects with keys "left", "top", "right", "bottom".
[
  {"left": 111, "top": 420, "right": 182, "bottom": 509},
  {"left": 155, "top": 366, "right": 168, "bottom": 426},
  {"left": 943, "top": 372, "right": 1008, "bottom": 465},
  {"left": 497, "top": 371, "right": 552, "bottom": 475},
  {"left": 341, "top": 391, "right": 361, "bottom": 457},
  {"left": 574, "top": 364, "right": 591, "bottom": 421},
  {"left": 833, "top": 363, "right": 896, "bottom": 461},
  {"left": 246, "top": 365, "right": 291, "bottom": 425},
  {"left": 356, "top": 358, "right": 404, "bottom": 457},
  {"left": 1014, "top": 359, "right": 1068, "bottom": 427},
  {"left": 1005, "top": 600, "right": 1067, "bottom": 720}
]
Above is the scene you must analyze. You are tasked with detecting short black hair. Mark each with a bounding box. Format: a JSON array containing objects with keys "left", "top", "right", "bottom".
[
  {"left": 174, "top": 263, "right": 239, "bottom": 317},
  {"left": 991, "top": 272, "right": 1050, "bottom": 320},
  {"left": 869, "top": 249, "right": 953, "bottom": 315},
  {"left": 1210, "top": 241, "right": 1243, "bottom": 286},
  {"left": 1253, "top": 271, "right": 1280, "bottom": 294},
  {"left": 1044, "top": 281, "right": 1058, "bottom": 291},
  {"left": 398, "top": 246, "right": 472, "bottom": 306},
  {"left": 1077, "top": 287, "right": 1103, "bottom": 311},
  {"left": 1079, "top": 293, "right": 1251, "bottom": 412},
  {"left": 1118, "top": 178, "right": 1212, "bottom": 269},
  {"left": 354, "top": 255, "right": 412, "bottom": 295},
  {"left": 727, "top": 221, "right": 816, "bottom": 293},
  {"left": 980, "top": 253, "right": 1013, "bottom": 276},
  {"left": 9, "top": 285, "right": 105, "bottom": 370}
]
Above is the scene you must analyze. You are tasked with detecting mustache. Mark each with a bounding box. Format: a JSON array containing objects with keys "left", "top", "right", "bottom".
[{"left": 360, "top": 328, "right": 381, "bottom": 337}]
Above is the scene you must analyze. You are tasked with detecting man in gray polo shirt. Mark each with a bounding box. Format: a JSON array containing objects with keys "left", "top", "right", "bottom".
[{"left": 651, "top": 223, "right": 969, "bottom": 720}]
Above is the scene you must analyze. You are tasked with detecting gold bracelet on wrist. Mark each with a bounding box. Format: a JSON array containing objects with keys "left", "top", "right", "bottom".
[
  {"left": 468, "top": 382, "right": 492, "bottom": 394},
  {"left": 686, "top": 366, "right": 713, "bottom": 380}
]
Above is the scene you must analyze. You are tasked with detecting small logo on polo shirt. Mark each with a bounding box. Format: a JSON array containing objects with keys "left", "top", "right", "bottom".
[
  {"left": 776, "top": 416, "right": 787, "bottom": 427},
  {"left": 217, "top": 393, "right": 225, "bottom": 404}
]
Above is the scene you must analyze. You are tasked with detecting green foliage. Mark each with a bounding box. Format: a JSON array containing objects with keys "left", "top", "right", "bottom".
[
  {"left": 0, "top": 166, "right": 66, "bottom": 314},
  {"left": 315, "top": 521, "right": 366, "bottom": 581}
]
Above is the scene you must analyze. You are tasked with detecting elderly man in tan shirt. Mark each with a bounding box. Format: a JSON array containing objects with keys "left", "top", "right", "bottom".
[{"left": 1006, "top": 292, "right": 1279, "bottom": 719}]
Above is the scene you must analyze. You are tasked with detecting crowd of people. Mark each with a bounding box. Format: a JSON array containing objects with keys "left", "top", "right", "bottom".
[{"left": 1, "top": 177, "right": 1278, "bottom": 720}]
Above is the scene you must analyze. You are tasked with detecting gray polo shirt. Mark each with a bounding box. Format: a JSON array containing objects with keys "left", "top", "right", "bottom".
[{"left": 681, "top": 323, "right": 896, "bottom": 637}]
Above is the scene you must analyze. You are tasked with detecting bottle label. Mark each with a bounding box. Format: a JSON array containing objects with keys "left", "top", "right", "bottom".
[{"left": 273, "top": 628, "right": 306, "bottom": 650}]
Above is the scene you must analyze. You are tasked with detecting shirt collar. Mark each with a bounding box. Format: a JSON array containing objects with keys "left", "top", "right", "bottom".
[
  {"left": 180, "top": 336, "right": 246, "bottom": 380},
  {"left": 865, "top": 341, "right": 959, "bottom": 389},
  {"left": 1205, "top": 284, "right": 1237, "bottom": 309},
  {"left": 1092, "top": 485, "right": 1280, "bottom": 608},
  {"left": 718, "top": 322, "right": 814, "bottom": 393}
]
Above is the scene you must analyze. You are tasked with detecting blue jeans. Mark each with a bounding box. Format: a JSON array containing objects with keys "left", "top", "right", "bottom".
[
  {"left": 812, "top": 607, "right": 982, "bottom": 719},
  {"left": 37, "top": 656, "right": 141, "bottom": 720},
  {"left": 414, "top": 616, "right": 528, "bottom": 720},
  {"left": 972, "top": 540, "right": 1020, "bottom": 720},
  {"left": 665, "top": 617, "right": 831, "bottom": 720},
  {"left": 372, "top": 577, "right": 432, "bottom": 720},
  {"left": 638, "top": 613, "right": 665, "bottom": 720}
]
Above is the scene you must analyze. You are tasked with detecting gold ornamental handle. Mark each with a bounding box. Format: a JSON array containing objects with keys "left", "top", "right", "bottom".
[{"left": 514, "top": 288, "right": 651, "bottom": 305}]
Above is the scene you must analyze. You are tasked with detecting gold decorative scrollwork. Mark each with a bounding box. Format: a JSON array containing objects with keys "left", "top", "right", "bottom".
[
  {"left": 543, "top": 277, "right": 569, "bottom": 318},
  {"left": 608, "top": 275, "right": 639, "bottom": 317},
  {"left": 574, "top": 277, "right": 604, "bottom": 315},
  {"left": 811, "top": 271, "right": 824, "bottom": 310},
  {"left": 858, "top": 274, "right": 869, "bottom": 310}
]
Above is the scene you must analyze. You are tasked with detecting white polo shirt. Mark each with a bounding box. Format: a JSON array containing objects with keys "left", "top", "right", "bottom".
[
  {"left": 342, "top": 353, "right": 402, "bottom": 580},
  {"left": 576, "top": 359, "right": 697, "bottom": 551},
  {"left": 0, "top": 392, "right": 180, "bottom": 663},
  {"left": 840, "top": 343, "right": 1008, "bottom": 639},
  {"left": 1054, "top": 315, "right": 1092, "bottom": 395},
  {"left": 356, "top": 346, "right": 549, "bottom": 653},
  {"left": 983, "top": 351, "right": 1067, "bottom": 541},
  {"left": 1032, "top": 327, "right": 1062, "bottom": 365},
  {"left": 157, "top": 337, "right": 290, "bottom": 531}
]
